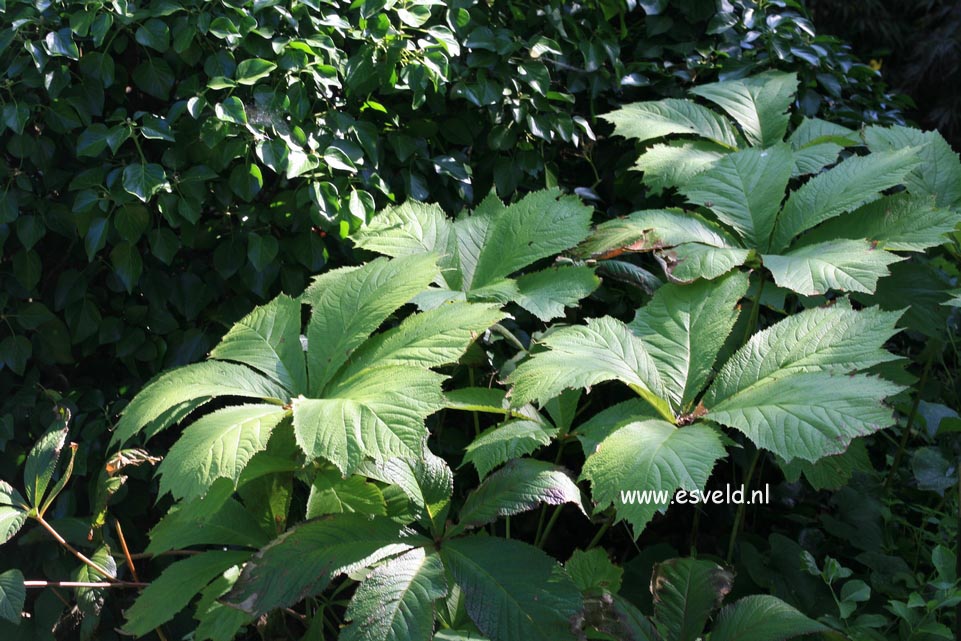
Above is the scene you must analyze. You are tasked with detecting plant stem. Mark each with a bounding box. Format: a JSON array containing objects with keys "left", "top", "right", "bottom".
[
  {"left": 535, "top": 505, "right": 563, "bottom": 549},
  {"left": 36, "top": 516, "right": 117, "bottom": 581},
  {"left": 491, "top": 323, "right": 526, "bottom": 352},
  {"left": 956, "top": 471, "right": 961, "bottom": 641},
  {"left": 726, "top": 448, "right": 761, "bottom": 564},
  {"left": 468, "top": 368, "right": 481, "bottom": 437},
  {"left": 741, "top": 273, "right": 766, "bottom": 346},
  {"left": 114, "top": 519, "right": 140, "bottom": 582},
  {"left": 586, "top": 517, "right": 612, "bottom": 550},
  {"left": 24, "top": 580, "right": 146, "bottom": 589},
  {"left": 885, "top": 353, "right": 934, "bottom": 490}
]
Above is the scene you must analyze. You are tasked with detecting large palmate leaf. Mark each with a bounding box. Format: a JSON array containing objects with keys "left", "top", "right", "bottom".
[
  {"left": 507, "top": 316, "right": 672, "bottom": 421},
  {"left": 451, "top": 460, "right": 584, "bottom": 534},
  {"left": 441, "top": 536, "right": 582, "bottom": 641},
  {"left": 303, "top": 255, "right": 440, "bottom": 394},
  {"left": 762, "top": 239, "right": 903, "bottom": 296},
  {"left": 157, "top": 405, "right": 291, "bottom": 501},
  {"left": 703, "top": 304, "right": 904, "bottom": 461},
  {"left": 341, "top": 548, "right": 447, "bottom": 641},
  {"left": 225, "top": 515, "right": 423, "bottom": 617},
  {"left": 354, "top": 189, "right": 596, "bottom": 320},
  {"left": 209, "top": 295, "right": 306, "bottom": 394},
  {"left": 650, "top": 558, "right": 733, "bottom": 641},
  {"left": 358, "top": 451, "right": 453, "bottom": 531},
  {"left": 510, "top": 298, "right": 904, "bottom": 534},
  {"left": 628, "top": 273, "right": 749, "bottom": 412},
  {"left": 689, "top": 71, "right": 798, "bottom": 148},
  {"left": 582, "top": 420, "right": 726, "bottom": 534},
  {"left": 601, "top": 98, "right": 740, "bottom": 149},
  {"left": 679, "top": 144, "right": 793, "bottom": 251},
  {"left": 710, "top": 595, "right": 828, "bottom": 641},
  {"left": 769, "top": 148, "right": 920, "bottom": 252}
]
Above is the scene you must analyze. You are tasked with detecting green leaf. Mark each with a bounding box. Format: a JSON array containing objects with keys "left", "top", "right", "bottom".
[
  {"left": 769, "top": 148, "right": 920, "bottom": 252},
  {"left": 209, "top": 295, "right": 307, "bottom": 394},
  {"left": 352, "top": 201, "right": 459, "bottom": 283},
  {"left": 74, "top": 545, "right": 117, "bottom": 617},
  {"left": 341, "top": 548, "right": 447, "bottom": 641},
  {"left": 708, "top": 371, "right": 902, "bottom": 462},
  {"left": 157, "top": 404, "right": 290, "bottom": 501},
  {"left": 0, "top": 569, "right": 24, "bottom": 624},
  {"left": 629, "top": 272, "right": 748, "bottom": 412},
  {"left": 235, "top": 58, "right": 277, "bottom": 85},
  {"left": 306, "top": 469, "right": 386, "bottom": 518},
  {"left": 123, "top": 551, "right": 251, "bottom": 636},
  {"left": 77, "top": 124, "right": 110, "bottom": 157},
  {"left": 453, "top": 460, "right": 583, "bottom": 534},
  {"left": 0, "top": 335, "right": 31, "bottom": 376},
  {"left": 110, "top": 242, "right": 143, "bottom": 293},
  {"left": 43, "top": 29, "right": 80, "bottom": 59},
  {"left": 114, "top": 204, "right": 149, "bottom": 243},
  {"left": 710, "top": 595, "right": 828, "bottom": 641},
  {"left": 463, "top": 419, "right": 558, "bottom": 480},
  {"left": 462, "top": 189, "right": 593, "bottom": 289},
  {"left": 24, "top": 419, "right": 69, "bottom": 508},
  {"left": 215, "top": 97, "right": 247, "bottom": 125},
  {"left": 864, "top": 125, "right": 961, "bottom": 208},
  {"left": 707, "top": 303, "right": 902, "bottom": 404},
  {"left": 601, "top": 99, "right": 739, "bottom": 149},
  {"left": 796, "top": 193, "right": 961, "bottom": 252},
  {"left": 634, "top": 140, "right": 730, "bottom": 195},
  {"left": 122, "top": 163, "right": 166, "bottom": 202},
  {"left": 582, "top": 420, "right": 725, "bottom": 535},
  {"left": 334, "top": 302, "right": 504, "bottom": 384},
  {"left": 680, "top": 144, "right": 793, "bottom": 251},
  {"left": 0, "top": 482, "right": 28, "bottom": 543},
  {"left": 111, "top": 361, "right": 289, "bottom": 446},
  {"left": 303, "top": 256, "right": 439, "bottom": 395},
  {"left": 132, "top": 58, "right": 174, "bottom": 99},
  {"left": 779, "top": 438, "right": 872, "bottom": 491},
  {"left": 444, "top": 388, "right": 511, "bottom": 415},
  {"left": 565, "top": 548, "right": 623, "bottom": 594},
  {"left": 514, "top": 266, "right": 600, "bottom": 321},
  {"left": 788, "top": 118, "right": 859, "bottom": 149},
  {"left": 293, "top": 367, "right": 445, "bottom": 474},
  {"left": 689, "top": 71, "right": 798, "bottom": 147},
  {"left": 225, "top": 515, "right": 421, "bottom": 617},
  {"left": 508, "top": 316, "right": 672, "bottom": 422},
  {"left": 577, "top": 209, "right": 740, "bottom": 260},
  {"left": 147, "top": 480, "right": 271, "bottom": 554},
  {"left": 441, "top": 537, "right": 582, "bottom": 641},
  {"left": 0, "top": 504, "right": 26, "bottom": 544},
  {"left": 650, "top": 557, "right": 733, "bottom": 641},
  {"left": 359, "top": 451, "right": 453, "bottom": 529},
  {"left": 135, "top": 18, "right": 170, "bottom": 52},
  {"left": 763, "top": 239, "right": 903, "bottom": 295},
  {"left": 663, "top": 243, "right": 750, "bottom": 282},
  {"left": 247, "top": 233, "right": 278, "bottom": 271}
]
